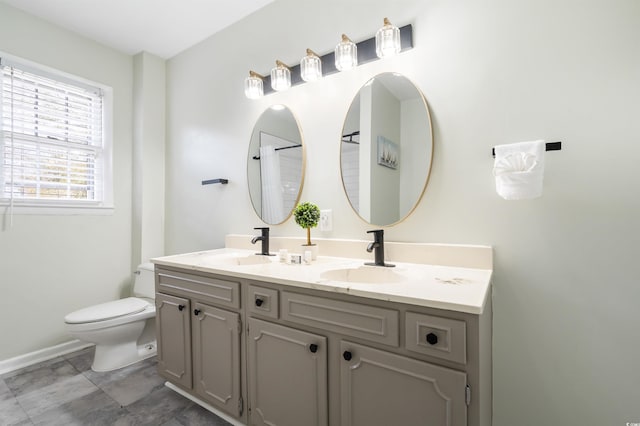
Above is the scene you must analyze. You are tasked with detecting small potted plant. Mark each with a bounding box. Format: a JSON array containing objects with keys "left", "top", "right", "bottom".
[{"left": 293, "top": 201, "right": 321, "bottom": 260}]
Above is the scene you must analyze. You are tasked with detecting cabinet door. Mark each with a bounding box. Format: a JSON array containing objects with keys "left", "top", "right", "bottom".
[
  {"left": 340, "top": 341, "right": 467, "bottom": 426},
  {"left": 156, "top": 293, "right": 192, "bottom": 389},
  {"left": 248, "top": 318, "right": 327, "bottom": 426},
  {"left": 192, "top": 302, "right": 242, "bottom": 417}
]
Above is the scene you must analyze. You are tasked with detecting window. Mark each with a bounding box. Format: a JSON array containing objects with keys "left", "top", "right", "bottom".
[{"left": 0, "top": 56, "right": 111, "bottom": 211}]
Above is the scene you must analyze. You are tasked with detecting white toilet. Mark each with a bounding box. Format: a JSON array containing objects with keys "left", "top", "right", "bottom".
[{"left": 64, "top": 263, "right": 157, "bottom": 372}]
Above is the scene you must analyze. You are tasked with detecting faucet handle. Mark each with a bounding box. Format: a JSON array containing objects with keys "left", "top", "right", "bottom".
[
  {"left": 254, "top": 227, "right": 270, "bottom": 235},
  {"left": 367, "top": 229, "right": 384, "bottom": 237}
]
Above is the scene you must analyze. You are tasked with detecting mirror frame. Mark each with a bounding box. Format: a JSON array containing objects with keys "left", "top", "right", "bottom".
[
  {"left": 247, "top": 105, "right": 306, "bottom": 225},
  {"left": 339, "top": 72, "right": 433, "bottom": 227}
]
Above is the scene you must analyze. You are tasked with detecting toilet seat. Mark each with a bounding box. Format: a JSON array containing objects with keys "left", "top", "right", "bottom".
[
  {"left": 65, "top": 297, "right": 151, "bottom": 324},
  {"left": 65, "top": 302, "right": 155, "bottom": 333}
]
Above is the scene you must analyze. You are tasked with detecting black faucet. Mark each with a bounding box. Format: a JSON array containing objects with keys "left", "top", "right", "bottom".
[
  {"left": 365, "top": 229, "right": 395, "bottom": 267},
  {"left": 251, "top": 227, "right": 274, "bottom": 256}
]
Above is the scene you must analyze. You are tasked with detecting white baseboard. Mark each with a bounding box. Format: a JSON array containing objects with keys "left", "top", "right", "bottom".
[
  {"left": 0, "top": 340, "right": 94, "bottom": 375},
  {"left": 165, "top": 381, "right": 246, "bottom": 426}
]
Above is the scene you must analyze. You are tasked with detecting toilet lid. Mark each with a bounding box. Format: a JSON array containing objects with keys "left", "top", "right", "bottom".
[{"left": 64, "top": 297, "right": 150, "bottom": 324}]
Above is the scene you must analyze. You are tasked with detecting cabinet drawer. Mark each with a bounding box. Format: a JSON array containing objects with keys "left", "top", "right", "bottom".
[
  {"left": 281, "top": 291, "right": 399, "bottom": 346},
  {"left": 248, "top": 285, "right": 279, "bottom": 319},
  {"left": 157, "top": 269, "right": 240, "bottom": 309},
  {"left": 405, "top": 312, "right": 466, "bottom": 364}
]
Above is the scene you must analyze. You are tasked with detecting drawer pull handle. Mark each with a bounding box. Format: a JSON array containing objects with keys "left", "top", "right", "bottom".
[
  {"left": 343, "top": 351, "right": 353, "bottom": 361},
  {"left": 426, "top": 332, "right": 438, "bottom": 345},
  {"left": 194, "top": 309, "right": 201, "bottom": 316},
  {"left": 178, "top": 304, "right": 185, "bottom": 311},
  {"left": 309, "top": 344, "right": 318, "bottom": 353},
  {"left": 255, "top": 298, "right": 264, "bottom": 307}
]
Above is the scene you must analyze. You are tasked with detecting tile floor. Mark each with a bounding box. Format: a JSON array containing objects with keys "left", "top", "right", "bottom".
[{"left": 0, "top": 347, "right": 232, "bottom": 426}]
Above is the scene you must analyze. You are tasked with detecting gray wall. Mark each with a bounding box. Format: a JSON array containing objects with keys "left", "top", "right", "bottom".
[
  {"left": 0, "top": 4, "right": 134, "bottom": 359},
  {"left": 165, "top": 0, "right": 640, "bottom": 425}
]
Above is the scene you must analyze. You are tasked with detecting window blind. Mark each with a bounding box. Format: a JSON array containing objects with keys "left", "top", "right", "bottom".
[{"left": 1, "top": 60, "right": 104, "bottom": 204}]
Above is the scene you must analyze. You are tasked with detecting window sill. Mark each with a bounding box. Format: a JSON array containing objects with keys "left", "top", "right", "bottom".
[{"left": 0, "top": 202, "right": 114, "bottom": 216}]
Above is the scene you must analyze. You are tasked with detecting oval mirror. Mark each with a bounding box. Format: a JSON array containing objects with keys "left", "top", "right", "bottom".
[
  {"left": 340, "top": 73, "right": 433, "bottom": 226},
  {"left": 248, "top": 105, "right": 305, "bottom": 225}
]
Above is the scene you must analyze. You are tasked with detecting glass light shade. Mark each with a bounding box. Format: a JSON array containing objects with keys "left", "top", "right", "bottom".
[
  {"left": 244, "top": 75, "right": 263, "bottom": 99},
  {"left": 300, "top": 50, "right": 322, "bottom": 82},
  {"left": 270, "top": 62, "right": 291, "bottom": 91},
  {"left": 376, "top": 18, "right": 401, "bottom": 58},
  {"left": 335, "top": 34, "right": 358, "bottom": 71}
]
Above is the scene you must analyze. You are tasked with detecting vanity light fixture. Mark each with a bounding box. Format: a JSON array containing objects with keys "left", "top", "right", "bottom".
[
  {"left": 244, "top": 20, "right": 413, "bottom": 98},
  {"left": 335, "top": 34, "right": 358, "bottom": 71},
  {"left": 244, "top": 71, "right": 264, "bottom": 99},
  {"left": 375, "top": 17, "right": 401, "bottom": 58},
  {"left": 300, "top": 48, "right": 322, "bottom": 82},
  {"left": 270, "top": 60, "right": 292, "bottom": 91}
]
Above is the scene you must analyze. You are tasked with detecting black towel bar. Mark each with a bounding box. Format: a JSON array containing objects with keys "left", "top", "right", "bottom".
[
  {"left": 202, "top": 178, "right": 229, "bottom": 185},
  {"left": 492, "top": 141, "right": 561, "bottom": 157}
]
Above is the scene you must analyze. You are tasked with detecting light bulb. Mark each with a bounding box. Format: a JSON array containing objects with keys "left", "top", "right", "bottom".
[
  {"left": 301, "top": 49, "right": 322, "bottom": 82},
  {"left": 270, "top": 60, "right": 291, "bottom": 91},
  {"left": 335, "top": 34, "right": 358, "bottom": 71},
  {"left": 376, "top": 18, "right": 401, "bottom": 58},
  {"left": 244, "top": 71, "right": 263, "bottom": 99}
]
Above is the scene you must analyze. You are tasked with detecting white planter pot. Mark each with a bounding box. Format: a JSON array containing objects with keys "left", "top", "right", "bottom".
[{"left": 301, "top": 244, "right": 319, "bottom": 260}]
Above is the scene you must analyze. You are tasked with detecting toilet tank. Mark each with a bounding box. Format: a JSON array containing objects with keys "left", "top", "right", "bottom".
[{"left": 133, "top": 263, "right": 155, "bottom": 299}]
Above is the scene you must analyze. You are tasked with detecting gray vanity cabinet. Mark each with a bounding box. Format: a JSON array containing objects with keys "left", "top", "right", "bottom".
[
  {"left": 340, "top": 341, "right": 467, "bottom": 426},
  {"left": 155, "top": 267, "right": 245, "bottom": 420},
  {"left": 156, "top": 293, "right": 192, "bottom": 389},
  {"left": 192, "top": 302, "right": 242, "bottom": 417},
  {"left": 155, "top": 266, "right": 491, "bottom": 426},
  {"left": 247, "top": 317, "right": 328, "bottom": 426}
]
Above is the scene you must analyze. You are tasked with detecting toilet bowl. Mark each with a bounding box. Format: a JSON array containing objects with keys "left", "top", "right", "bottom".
[{"left": 64, "top": 263, "right": 157, "bottom": 372}]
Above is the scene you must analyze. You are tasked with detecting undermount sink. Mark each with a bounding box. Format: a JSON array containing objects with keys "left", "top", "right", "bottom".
[
  {"left": 235, "top": 254, "right": 274, "bottom": 265},
  {"left": 199, "top": 253, "right": 273, "bottom": 266},
  {"left": 319, "top": 265, "right": 406, "bottom": 284}
]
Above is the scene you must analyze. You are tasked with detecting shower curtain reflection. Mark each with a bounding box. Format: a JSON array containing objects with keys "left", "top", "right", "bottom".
[
  {"left": 259, "top": 145, "right": 285, "bottom": 224},
  {"left": 247, "top": 105, "right": 305, "bottom": 225},
  {"left": 258, "top": 131, "right": 303, "bottom": 224}
]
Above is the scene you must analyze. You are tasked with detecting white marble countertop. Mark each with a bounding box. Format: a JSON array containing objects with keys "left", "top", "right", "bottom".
[{"left": 152, "top": 247, "right": 492, "bottom": 314}]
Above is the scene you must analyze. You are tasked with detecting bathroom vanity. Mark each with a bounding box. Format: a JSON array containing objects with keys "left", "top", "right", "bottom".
[{"left": 152, "top": 237, "right": 492, "bottom": 426}]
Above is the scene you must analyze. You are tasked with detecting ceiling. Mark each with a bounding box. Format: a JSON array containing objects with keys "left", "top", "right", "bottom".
[{"left": 1, "top": 0, "right": 274, "bottom": 59}]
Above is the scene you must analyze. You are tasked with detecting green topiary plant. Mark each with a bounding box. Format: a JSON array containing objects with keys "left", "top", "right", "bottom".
[{"left": 293, "top": 202, "right": 320, "bottom": 246}]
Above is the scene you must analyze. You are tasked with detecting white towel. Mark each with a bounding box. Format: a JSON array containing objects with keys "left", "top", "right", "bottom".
[{"left": 493, "top": 140, "right": 545, "bottom": 200}]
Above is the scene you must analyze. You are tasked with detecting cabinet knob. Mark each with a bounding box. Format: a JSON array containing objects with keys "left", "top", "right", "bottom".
[
  {"left": 178, "top": 304, "right": 185, "bottom": 311},
  {"left": 426, "top": 332, "right": 438, "bottom": 345},
  {"left": 343, "top": 350, "right": 353, "bottom": 361},
  {"left": 309, "top": 344, "right": 318, "bottom": 353},
  {"left": 194, "top": 309, "right": 201, "bottom": 316},
  {"left": 255, "top": 298, "right": 264, "bottom": 307}
]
